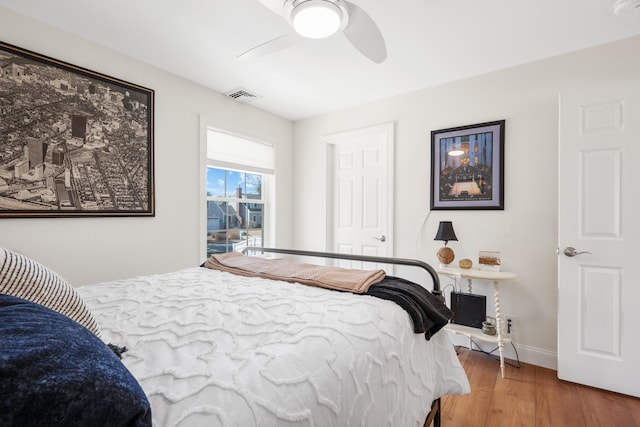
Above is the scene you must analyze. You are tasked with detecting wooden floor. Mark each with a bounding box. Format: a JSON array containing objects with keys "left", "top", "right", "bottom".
[{"left": 439, "top": 348, "right": 640, "bottom": 427}]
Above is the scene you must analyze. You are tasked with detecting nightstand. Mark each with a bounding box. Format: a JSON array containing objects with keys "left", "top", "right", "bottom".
[{"left": 436, "top": 267, "right": 517, "bottom": 378}]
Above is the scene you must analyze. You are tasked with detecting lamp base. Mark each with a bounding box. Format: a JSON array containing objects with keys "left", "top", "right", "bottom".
[{"left": 437, "top": 246, "right": 455, "bottom": 265}]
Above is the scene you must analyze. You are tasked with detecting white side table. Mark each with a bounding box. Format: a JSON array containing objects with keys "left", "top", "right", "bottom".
[{"left": 436, "top": 267, "right": 517, "bottom": 378}]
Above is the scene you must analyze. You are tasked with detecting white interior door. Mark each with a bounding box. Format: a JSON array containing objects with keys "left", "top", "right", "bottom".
[
  {"left": 558, "top": 80, "right": 640, "bottom": 397},
  {"left": 324, "top": 123, "right": 394, "bottom": 270}
]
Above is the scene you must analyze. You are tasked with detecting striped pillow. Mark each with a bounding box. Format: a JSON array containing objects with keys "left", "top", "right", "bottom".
[{"left": 0, "top": 248, "right": 100, "bottom": 336}]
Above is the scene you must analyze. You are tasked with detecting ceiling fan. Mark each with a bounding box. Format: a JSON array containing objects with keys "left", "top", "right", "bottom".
[{"left": 238, "top": 0, "right": 387, "bottom": 63}]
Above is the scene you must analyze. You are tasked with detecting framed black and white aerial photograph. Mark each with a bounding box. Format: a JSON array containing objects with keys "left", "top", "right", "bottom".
[
  {"left": 0, "top": 41, "right": 154, "bottom": 218},
  {"left": 430, "top": 120, "right": 505, "bottom": 210}
]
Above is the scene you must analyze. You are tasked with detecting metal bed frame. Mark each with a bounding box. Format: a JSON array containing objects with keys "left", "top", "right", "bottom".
[
  {"left": 240, "top": 247, "right": 441, "bottom": 295},
  {"left": 241, "top": 247, "right": 444, "bottom": 427}
]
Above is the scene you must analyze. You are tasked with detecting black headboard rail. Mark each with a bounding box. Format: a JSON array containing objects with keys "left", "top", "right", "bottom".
[{"left": 240, "top": 247, "right": 441, "bottom": 296}]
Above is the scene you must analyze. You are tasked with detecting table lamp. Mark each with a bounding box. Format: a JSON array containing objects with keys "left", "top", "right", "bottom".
[{"left": 434, "top": 221, "right": 458, "bottom": 266}]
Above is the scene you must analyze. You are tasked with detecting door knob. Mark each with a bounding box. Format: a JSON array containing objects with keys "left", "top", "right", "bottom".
[
  {"left": 563, "top": 246, "right": 592, "bottom": 257},
  {"left": 374, "top": 235, "right": 386, "bottom": 242}
]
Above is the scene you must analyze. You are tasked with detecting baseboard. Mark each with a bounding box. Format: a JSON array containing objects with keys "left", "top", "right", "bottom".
[
  {"left": 446, "top": 333, "right": 558, "bottom": 370},
  {"left": 513, "top": 343, "right": 557, "bottom": 370}
]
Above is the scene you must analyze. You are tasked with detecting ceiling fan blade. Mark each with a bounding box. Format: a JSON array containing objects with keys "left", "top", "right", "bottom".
[
  {"left": 255, "top": 0, "right": 287, "bottom": 17},
  {"left": 237, "top": 32, "right": 303, "bottom": 60},
  {"left": 342, "top": 1, "right": 387, "bottom": 63}
]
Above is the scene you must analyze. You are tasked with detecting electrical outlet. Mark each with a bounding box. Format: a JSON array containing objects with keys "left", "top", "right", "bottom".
[{"left": 505, "top": 316, "right": 514, "bottom": 334}]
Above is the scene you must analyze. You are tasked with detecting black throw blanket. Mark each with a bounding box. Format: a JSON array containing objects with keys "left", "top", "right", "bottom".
[{"left": 366, "top": 276, "right": 453, "bottom": 340}]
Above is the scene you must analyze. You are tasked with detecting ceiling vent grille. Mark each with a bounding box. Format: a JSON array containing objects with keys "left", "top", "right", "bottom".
[{"left": 224, "top": 87, "right": 262, "bottom": 104}]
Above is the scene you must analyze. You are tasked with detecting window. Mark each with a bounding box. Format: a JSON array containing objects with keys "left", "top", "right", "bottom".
[
  {"left": 204, "top": 128, "right": 274, "bottom": 257},
  {"left": 206, "top": 167, "right": 264, "bottom": 256}
]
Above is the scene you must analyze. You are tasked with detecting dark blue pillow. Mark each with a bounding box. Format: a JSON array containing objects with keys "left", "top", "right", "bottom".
[{"left": 0, "top": 294, "right": 151, "bottom": 426}]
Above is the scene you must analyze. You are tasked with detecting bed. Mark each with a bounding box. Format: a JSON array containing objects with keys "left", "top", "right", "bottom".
[{"left": 1, "top": 247, "right": 470, "bottom": 426}]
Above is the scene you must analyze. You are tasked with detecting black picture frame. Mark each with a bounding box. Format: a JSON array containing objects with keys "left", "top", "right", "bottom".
[
  {"left": 0, "top": 41, "right": 154, "bottom": 217},
  {"left": 430, "top": 120, "right": 505, "bottom": 210}
]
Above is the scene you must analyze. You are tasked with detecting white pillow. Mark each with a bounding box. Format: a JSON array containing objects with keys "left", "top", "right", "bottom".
[{"left": 0, "top": 248, "right": 101, "bottom": 336}]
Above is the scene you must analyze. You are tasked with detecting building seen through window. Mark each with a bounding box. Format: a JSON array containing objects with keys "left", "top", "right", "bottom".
[{"left": 206, "top": 167, "right": 264, "bottom": 256}]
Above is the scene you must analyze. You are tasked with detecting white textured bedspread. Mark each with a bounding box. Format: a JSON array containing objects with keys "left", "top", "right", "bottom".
[{"left": 79, "top": 267, "right": 469, "bottom": 427}]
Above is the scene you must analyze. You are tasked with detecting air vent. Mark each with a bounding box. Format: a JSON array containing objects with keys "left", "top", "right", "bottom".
[{"left": 224, "top": 87, "right": 262, "bottom": 104}]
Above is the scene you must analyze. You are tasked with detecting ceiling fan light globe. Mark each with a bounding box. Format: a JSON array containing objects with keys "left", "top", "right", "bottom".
[{"left": 292, "top": 0, "right": 343, "bottom": 39}]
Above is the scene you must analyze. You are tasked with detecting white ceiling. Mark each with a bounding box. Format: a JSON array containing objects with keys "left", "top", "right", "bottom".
[{"left": 1, "top": 0, "right": 639, "bottom": 121}]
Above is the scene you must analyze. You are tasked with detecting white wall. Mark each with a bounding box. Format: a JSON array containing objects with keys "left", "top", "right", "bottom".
[
  {"left": 0, "top": 7, "right": 293, "bottom": 285},
  {"left": 291, "top": 35, "right": 640, "bottom": 368}
]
